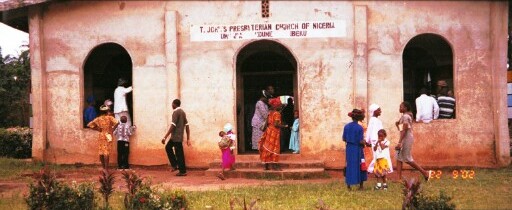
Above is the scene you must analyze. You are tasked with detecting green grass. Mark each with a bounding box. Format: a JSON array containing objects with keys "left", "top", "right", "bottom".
[
  {"left": 0, "top": 192, "right": 26, "bottom": 210},
  {"left": 0, "top": 158, "right": 85, "bottom": 180},
  {"left": 182, "top": 167, "right": 512, "bottom": 209},
  {"left": 186, "top": 181, "right": 404, "bottom": 209},
  {"left": 0, "top": 157, "right": 511, "bottom": 209}
]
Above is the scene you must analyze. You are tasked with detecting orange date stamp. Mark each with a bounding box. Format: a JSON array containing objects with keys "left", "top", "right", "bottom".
[{"left": 428, "top": 170, "right": 476, "bottom": 179}]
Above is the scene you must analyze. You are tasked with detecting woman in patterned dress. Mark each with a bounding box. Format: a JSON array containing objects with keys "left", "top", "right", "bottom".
[
  {"left": 251, "top": 93, "right": 269, "bottom": 150},
  {"left": 259, "top": 97, "right": 288, "bottom": 170},
  {"left": 88, "top": 105, "right": 119, "bottom": 169}
]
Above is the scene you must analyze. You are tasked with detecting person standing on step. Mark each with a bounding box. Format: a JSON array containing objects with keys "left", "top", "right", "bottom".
[
  {"left": 281, "top": 97, "right": 294, "bottom": 152},
  {"left": 259, "top": 97, "right": 288, "bottom": 171},
  {"left": 216, "top": 123, "right": 236, "bottom": 180},
  {"left": 162, "top": 99, "right": 191, "bottom": 176},
  {"left": 251, "top": 92, "right": 269, "bottom": 151},
  {"left": 288, "top": 110, "right": 300, "bottom": 154}
]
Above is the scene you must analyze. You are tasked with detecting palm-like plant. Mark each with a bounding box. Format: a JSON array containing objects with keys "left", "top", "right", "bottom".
[
  {"left": 122, "top": 170, "right": 143, "bottom": 209},
  {"left": 98, "top": 169, "right": 116, "bottom": 209},
  {"left": 402, "top": 177, "right": 421, "bottom": 210}
]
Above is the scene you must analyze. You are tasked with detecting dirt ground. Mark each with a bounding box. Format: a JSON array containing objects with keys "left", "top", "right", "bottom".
[{"left": 0, "top": 166, "right": 422, "bottom": 197}]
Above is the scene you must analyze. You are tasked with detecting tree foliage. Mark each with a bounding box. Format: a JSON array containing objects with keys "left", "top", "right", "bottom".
[{"left": 0, "top": 46, "right": 31, "bottom": 127}]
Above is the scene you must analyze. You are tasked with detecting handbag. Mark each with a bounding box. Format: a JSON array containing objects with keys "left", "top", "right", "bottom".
[
  {"left": 105, "top": 133, "right": 113, "bottom": 142},
  {"left": 360, "top": 162, "right": 368, "bottom": 171},
  {"left": 360, "top": 158, "right": 367, "bottom": 171}
]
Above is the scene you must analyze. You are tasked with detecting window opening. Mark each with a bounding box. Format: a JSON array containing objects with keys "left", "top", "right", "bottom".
[
  {"left": 83, "top": 43, "right": 133, "bottom": 127},
  {"left": 403, "top": 34, "right": 454, "bottom": 120}
]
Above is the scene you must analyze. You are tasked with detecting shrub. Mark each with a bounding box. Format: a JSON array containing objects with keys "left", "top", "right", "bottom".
[
  {"left": 161, "top": 189, "right": 188, "bottom": 210},
  {"left": 402, "top": 177, "right": 456, "bottom": 210},
  {"left": 25, "top": 167, "right": 95, "bottom": 210},
  {"left": 0, "top": 127, "right": 32, "bottom": 158},
  {"left": 122, "top": 170, "right": 188, "bottom": 210},
  {"left": 411, "top": 190, "right": 456, "bottom": 210}
]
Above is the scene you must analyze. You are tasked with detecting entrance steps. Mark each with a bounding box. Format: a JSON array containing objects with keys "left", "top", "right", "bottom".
[{"left": 205, "top": 154, "right": 328, "bottom": 179}]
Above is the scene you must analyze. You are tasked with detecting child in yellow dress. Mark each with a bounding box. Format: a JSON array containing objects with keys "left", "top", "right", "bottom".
[{"left": 373, "top": 129, "right": 392, "bottom": 190}]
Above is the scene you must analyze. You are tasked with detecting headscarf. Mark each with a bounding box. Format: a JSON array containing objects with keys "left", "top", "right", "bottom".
[
  {"left": 223, "top": 123, "right": 233, "bottom": 133},
  {"left": 369, "top": 104, "right": 380, "bottom": 117},
  {"left": 269, "top": 97, "right": 282, "bottom": 108},
  {"left": 104, "top": 99, "right": 113, "bottom": 107}
]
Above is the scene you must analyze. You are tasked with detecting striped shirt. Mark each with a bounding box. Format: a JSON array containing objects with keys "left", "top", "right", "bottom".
[
  {"left": 113, "top": 123, "right": 134, "bottom": 142},
  {"left": 437, "top": 96, "right": 455, "bottom": 119}
]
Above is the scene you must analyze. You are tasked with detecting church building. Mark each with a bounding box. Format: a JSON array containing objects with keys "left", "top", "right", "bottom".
[{"left": 0, "top": 1, "right": 509, "bottom": 169}]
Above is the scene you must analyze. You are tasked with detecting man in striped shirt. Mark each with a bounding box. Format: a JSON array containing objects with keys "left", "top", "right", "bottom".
[{"left": 437, "top": 89, "right": 455, "bottom": 119}]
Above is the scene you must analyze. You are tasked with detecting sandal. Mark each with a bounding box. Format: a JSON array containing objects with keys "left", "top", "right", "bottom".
[{"left": 425, "top": 170, "right": 432, "bottom": 181}]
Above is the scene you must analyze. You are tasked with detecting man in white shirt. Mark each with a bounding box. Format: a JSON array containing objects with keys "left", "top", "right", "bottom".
[
  {"left": 415, "top": 88, "right": 439, "bottom": 123},
  {"left": 114, "top": 78, "right": 133, "bottom": 126}
]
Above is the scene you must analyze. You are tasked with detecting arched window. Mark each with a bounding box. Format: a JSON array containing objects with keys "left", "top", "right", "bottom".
[
  {"left": 83, "top": 43, "right": 133, "bottom": 127},
  {"left": 236, "top": 40, "right": 298, "bottom": 153},
  {"left": 403, "top": 34, "right": 455, "bottom": 119}
]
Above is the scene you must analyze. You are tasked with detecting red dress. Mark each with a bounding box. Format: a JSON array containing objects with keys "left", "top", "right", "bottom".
[{"left": 259, "top": 111, "right": 281, "bottom": 163}]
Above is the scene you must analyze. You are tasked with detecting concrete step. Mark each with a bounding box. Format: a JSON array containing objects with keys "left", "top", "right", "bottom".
[
  {"left": 235, "top": 154, "right": 304, "bottom": 161},
  {"left": 208, "top": 160, "right": 324, "bottom": 169},
  {"left": 205, "top": 168, "right": 329, "bottom": 180}
]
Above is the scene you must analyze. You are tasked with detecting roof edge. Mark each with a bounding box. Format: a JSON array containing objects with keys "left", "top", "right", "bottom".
[{"left": 0, "top": 0, "right": 52, "bottom": 12}]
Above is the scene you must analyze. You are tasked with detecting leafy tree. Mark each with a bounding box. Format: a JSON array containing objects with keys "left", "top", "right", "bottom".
[{"left": 0, "top": 46, "right": 31, "bottom": 127}]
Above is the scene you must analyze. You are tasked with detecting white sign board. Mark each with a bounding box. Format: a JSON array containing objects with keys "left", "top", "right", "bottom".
[{"left": 190, "top": 20, "right": 346, "bottom": 42}]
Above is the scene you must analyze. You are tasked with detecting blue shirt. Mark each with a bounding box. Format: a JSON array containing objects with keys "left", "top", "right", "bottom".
[{"left": 84, "top": 106, "right": 97, "bottom": 126}]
